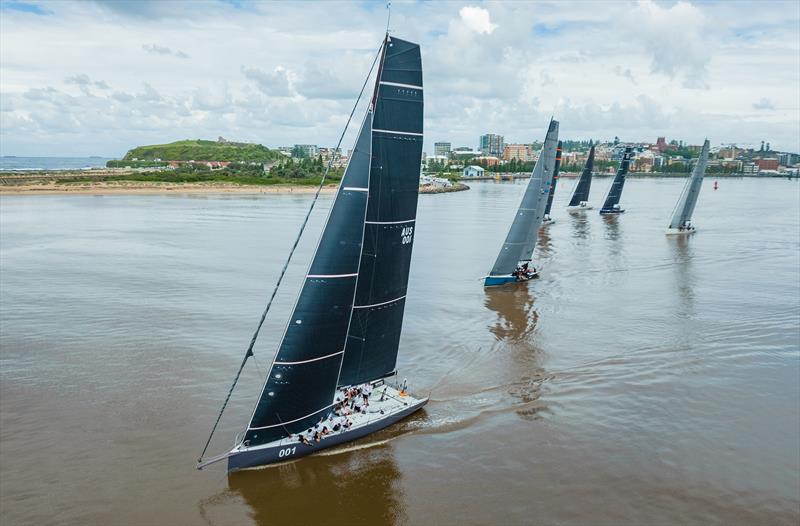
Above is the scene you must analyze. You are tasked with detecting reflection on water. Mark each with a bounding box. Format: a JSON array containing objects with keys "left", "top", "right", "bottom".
[
  {"left": 569, "top": 212, "right": 591, "bottom": 241},
  {"left": 669, "top": 235, "right": 695, "bottom": 317},
  {"left": 223, "top": 448, "right": 405, "bottom": 526},
  {"left": 537, "top": 225, "right": 553, "bottom": 256},
  {"left": 484, "top": 285, "right": 538, "bottom": 343},
  {"left": 483, "top": 284, "right": 546, "bottom": 421}
]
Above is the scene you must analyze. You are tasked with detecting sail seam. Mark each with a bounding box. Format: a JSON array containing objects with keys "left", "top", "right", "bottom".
[
  {"left": 353, "top": 295, "right": 406, "bottom": 309},
  {"left": 248, "top": 404, "right": 335, "bottom": 430},
  {"left": 372, "top": 128, "right": 423, "bottom": 137},
  {"left": 306, "top": 273, "right": 358, "bottom": 278},
  {"left": 274, "top": 350, "right": 344, "bottom": 366},
  {"left": 365, "top": 219, "right": 415, "bottom": 225},
  {"left": 379, "top": 81, "right": 423, "bottom": 90}
]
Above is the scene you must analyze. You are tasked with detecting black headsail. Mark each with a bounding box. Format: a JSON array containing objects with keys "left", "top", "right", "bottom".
[
  {"left": 240, "top": 36, "right": 422, "bottom": 447},
  {"left": 568, "top": 145, "right": 595, "bottom": 207},
  {"left": 543, "top": 140, "right": 563, "bottom": 218},
  {"left": 600, "top": 147, "right": 633, "bottom": 212},
  {"left": 339, "top": 37, "right": 424, "bottom": 387},
  {"left": 243, "top": 110, "right": 373, "bottom": 447}
]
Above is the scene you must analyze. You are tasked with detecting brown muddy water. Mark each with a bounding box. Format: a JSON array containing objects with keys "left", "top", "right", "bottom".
[{"left": 1, "top": 178, "right": 799, "bottom": 525}]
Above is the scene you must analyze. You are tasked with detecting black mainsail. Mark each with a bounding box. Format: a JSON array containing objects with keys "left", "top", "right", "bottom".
[
  {"left": 339, "top": 36, "right": 424, "bottom": 387},
  {"left": 599, "top": 147, "right": 633, "bottom": 214},
  {"left": 228, "top": 35, "right": 424, "bottom": 465},
  {"left": 667, "top": 139, "right": 709, "bottom": 234},
  {"left": 484, "top": 119, "right": 559, "bottom": 286},
  {"left": 542, "top": 140, "right": 563, "bottom": 221},
  {"left": 567, "top": 145, "right": 595, "bottom": 208}
]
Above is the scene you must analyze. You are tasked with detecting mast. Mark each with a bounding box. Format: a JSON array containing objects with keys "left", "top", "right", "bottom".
[
  {"left": 600, "top": 146, "right": 633, "bottom": 212},
  {"left": 487, "top": 119, "right": 559, "bottom": 278},
  {"left": 338, "top": 36, "right": 424, "bottom": 387},
  {"left": 668, "top": 139, "right": 709, "bottom": 229},
  {"left": 568, "top": 145, "right": 595, "bottom": 206},
  {"left": 543, "top": 140, "right": 563, "bottom": 218}
]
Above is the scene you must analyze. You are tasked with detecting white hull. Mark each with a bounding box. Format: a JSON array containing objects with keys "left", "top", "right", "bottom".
[
  {"left": 566, "top": 205, "right": 593, "bottom": 211},
  {"left": 666, "top": 227, "right": 697, "bottom": 236}
]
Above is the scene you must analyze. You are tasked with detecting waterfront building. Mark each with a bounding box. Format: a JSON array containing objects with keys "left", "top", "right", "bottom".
[
  {"left": 293, "top": 144, "right": 319, "bottom": 157},
  {"left": 463, "top": 165, "right": 485, "bottom": 177},
  {"left": 502, "top": 144, "right": 535, "bottom": 162},
  {"left": 474, "top": 156, "right": 500, "bottom": 167},
  {"left": 655, "top": 137, "right": 667, "bottom": 152},
  {"left": 479, "top": 134, "right": 504, "bottom": 156},
  {"left": 755, "top": 158, "right": 779, "bottom": 171},
  {"left": 434, "top": 142, "right": 452, "bottom": 158}
]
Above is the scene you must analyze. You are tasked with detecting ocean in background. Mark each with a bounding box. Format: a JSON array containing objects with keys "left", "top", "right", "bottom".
[{"left": 0, "top": 156, "right": 113, "bottom": 171}]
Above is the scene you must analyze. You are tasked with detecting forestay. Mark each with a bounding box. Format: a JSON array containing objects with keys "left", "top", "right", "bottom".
[{"left": 668, "top": 139, "right": 709, "bottom": 229}]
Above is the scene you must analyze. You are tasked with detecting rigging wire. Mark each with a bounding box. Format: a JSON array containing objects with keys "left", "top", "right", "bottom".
[{"left": 197, "top": 40, "right": 386, "bottom": 464}]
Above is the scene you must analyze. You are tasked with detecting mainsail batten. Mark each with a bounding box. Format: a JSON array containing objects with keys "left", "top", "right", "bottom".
[
  {"left": 668, "top": 139, "right": 709, "bottom": 230},
  {"left": 568, "top": 145, "right": 595, "bottom": 207},
  {"left": 339, "top": 37, "right": 424, "bottom": 387}
]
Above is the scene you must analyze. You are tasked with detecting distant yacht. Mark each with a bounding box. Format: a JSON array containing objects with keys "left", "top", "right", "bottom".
[
  {"left": 541, "top": 140, "right": 563, "bottom": 225},
  {"left": 566, "top": 145, "right": 595, "bottom": 211},
  {"left": 484, "top": 119, "right": 559, "bottom": 286},
  {"left": 666, "top": 139, "right": 709, "bottom": 235},
  {"left": 599, "top": 147, "right": 633, "bottom": 215}
]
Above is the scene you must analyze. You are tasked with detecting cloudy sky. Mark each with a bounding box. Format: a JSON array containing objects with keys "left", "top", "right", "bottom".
[{"left": 1, "top": 0, "right": 798, "bottom": 156}]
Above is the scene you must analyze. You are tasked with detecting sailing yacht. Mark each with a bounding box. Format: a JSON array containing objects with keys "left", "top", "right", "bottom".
[
  {"left": 484, "top": 119, "right": 559, "bottom": 286},
  {"left": 599, "top": 147, "right": 633, "bottom": 215},
  {"left": 198, "top": 34, "right": 426, "bottom": 471},
  {"left": 541, "top": 140, "right": 563, "bottom": 225},
  {"left": 666, "top": 140, "right": 709, "bottom": 235},
  {"left": 566, "top": 145, "right": 595, "bottom": 211}
]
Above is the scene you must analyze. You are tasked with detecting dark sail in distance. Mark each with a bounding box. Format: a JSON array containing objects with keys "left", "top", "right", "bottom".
[
  {"left": 600, "top": 147, "right": 633, "bottom": 213},
  {"left": 568, "top": 145, "right": 595, "bottom": 207},
  {"left": 543, "top": 140, "right": 563, "bottom": 218}
]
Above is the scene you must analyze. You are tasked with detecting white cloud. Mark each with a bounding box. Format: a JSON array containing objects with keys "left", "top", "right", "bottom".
[
  {"left": 458, "top": 6, "right": 497, "bottom": 35},
  {"left": 142, "top": 44, "right": 190, "bottom": 59},
  {"left": 0, "top": 0, "right": 798, "bottom": 156}
]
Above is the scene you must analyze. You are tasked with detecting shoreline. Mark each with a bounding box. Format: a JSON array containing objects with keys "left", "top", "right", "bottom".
[{"left": 0, "top": 180, "right": 471, "bottom": 196}]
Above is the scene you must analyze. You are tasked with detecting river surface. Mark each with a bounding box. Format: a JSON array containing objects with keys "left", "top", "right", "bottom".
[{"left": 1, "top": 177, "right": 798, "bottom": 525}]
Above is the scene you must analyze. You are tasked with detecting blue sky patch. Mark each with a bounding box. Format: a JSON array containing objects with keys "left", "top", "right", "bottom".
[{"left": 1, "top": 1, "right": 51, "bottom": 15}]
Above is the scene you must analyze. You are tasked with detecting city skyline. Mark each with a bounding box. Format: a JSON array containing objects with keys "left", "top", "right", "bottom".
[{"left": 1, "top": 0, "right": 799, "bottom": 156}]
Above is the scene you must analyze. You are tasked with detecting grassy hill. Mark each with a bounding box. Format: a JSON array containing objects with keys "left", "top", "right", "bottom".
[{"left": 121, "top": 139, "right": 280, "bottom": 163}]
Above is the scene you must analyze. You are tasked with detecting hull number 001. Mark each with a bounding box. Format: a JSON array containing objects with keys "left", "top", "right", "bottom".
[{"left": 278, "top": 447, "right": 296, "bottom": 458}]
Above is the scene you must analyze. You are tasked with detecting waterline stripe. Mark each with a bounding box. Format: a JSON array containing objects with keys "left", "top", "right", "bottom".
[
  {"left": 274, "top": 350, "right": 344, "bottom": 366},
  {"left": 380, "top": 81, "right": 423, "bottom": 90},
  {"left": 372, "top": 128, "right": 423, "bottom": 137},
  {"left": 343, "top": 187, "right": 369, "bottom": 192},
  {"left": 353, "top": 295, "right": 406, "bottom": 309},
  {"left": 306, "top": 273, "right": 358, "bottom": 278}
]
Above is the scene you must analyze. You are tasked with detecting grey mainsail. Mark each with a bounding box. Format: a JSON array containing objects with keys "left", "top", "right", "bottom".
[
  {"left": 485, "top": 119, "right": 559, "bottom": 285},
  {"left": 668, "top": 139, "right": 709, "bottom": 230}
]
